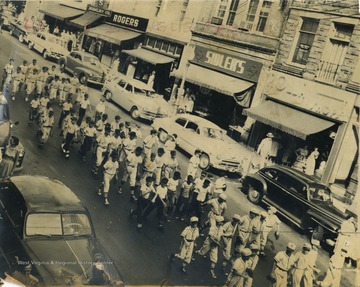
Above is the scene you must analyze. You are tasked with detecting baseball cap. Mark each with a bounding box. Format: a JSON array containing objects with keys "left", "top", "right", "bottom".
[
  {"left": 303, "top": 243, "right": 311, "bottom": 251},
  {"left": 232, "top": 214, "right": 241, "bottom": 221},
  {"left": 190, "top": 216, "right": 199, "bottom": 223},
  {"left": 219, "top": 193, "right": 227, "bottom": 201},
  {"left": 241, "top": 248, "right": 252, "bottom": 257},
  {"left": 215, "top": 216, "right": 224, "bottom": 223},
  {"left": 250, "top": 208, "right": 259, "bottom": 215},
  {"left": 287, "top": 242, "right": 296, "bottom": 251}
]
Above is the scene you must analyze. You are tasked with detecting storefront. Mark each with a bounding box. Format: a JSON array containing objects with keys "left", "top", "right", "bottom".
[
  {"left": 244, "top": 70, "right": 357, "bottom": 189},
  {"left": 82, "top": 10, "right": 148, "bottom": 66},
  {"left": 39, "top": 3, "right": 84, "bottom": 34},
  {"left": 69, "top": 6, "right": 106, "bottom": 31},
  {"left": 171, "top": 44, "right": 262, "bottom": 129}
]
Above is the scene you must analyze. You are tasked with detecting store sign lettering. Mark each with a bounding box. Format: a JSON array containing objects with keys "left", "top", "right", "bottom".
[
  {"left": 192, "top": 46, "right": 262, "bottom": 82},
  {"left": 112, "top": 15, "right": 139, "bottom": 28},
  {"left": 108, "top": 12, "right": 148, "bottom": 32},
  {"left": 87, "top": 5, "right": 111, "bottom": 17},
  {"left": 205, "top": 51, "right": 246, "bottom": 74}
]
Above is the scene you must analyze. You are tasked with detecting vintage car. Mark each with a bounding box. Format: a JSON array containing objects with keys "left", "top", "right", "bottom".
[
  {"left": 241, "top": 165, "right": 355, "bottom": 245},
  {"left": 102, "top": 74, "right": 172, "bottom": 121},
  {"left": 59, "top": 51, "right": 108, "bottom": 85},
  {"left": 0, "top": 9, "right": 15, "bottom": 31},
  {"left": 0, "top": 175, "right": 124, "bottom": 286},
  {"left": 152, "top": 114, "right": 245, "bottom": 172},
  {"left": 9, "top": 18, "right": 33, "bottom": 44},
  {"left": 27, "top": 32, "right": 68, "bottom": 60}
]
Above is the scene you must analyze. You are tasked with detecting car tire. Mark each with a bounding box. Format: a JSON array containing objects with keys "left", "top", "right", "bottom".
[
  {"left": 131, "top": 107, "right": 140, "bottom": 120},
  {"left": 28, "top": 41, "right": 34, "bottom": 50},
  {"left": 79, "top": 74, "right": 88, "bottom": 85},
  {"left": 247, "top": 184, "right": 262, "bottom": 204},
  {"left": 104, "top": 90, "right": 112, "bottom": 101},
  {"left": 158, "top": 129, "right": 168, "bottom": 143},
  {"left": 9, "top": 29, "right": 13, "bottom": 36},
  {"left": 311, "top": 225, "right": 324, "bottom": 242},
  {"left": 43, "top": 50, "right": 49, "bottom": 60},
  {"left": 199, "top": 153, "right": 210, "bottom": 170},
  {"left": 19, "top": 34, "right": 24, "bottom": 43}
]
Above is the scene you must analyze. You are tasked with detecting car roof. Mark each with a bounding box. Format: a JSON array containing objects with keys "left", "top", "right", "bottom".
[
  {"left": 9, "top": 175, "right": 86, "bottom": 212},
  {"left": 76, "top": 51, "right": 99, "bottom": 58},
  {"left": 264, "top": 165, "right": 326, "bottom": 186},
  {"left": 174, "top": 114, "right": 222, "bottom": 130},
  {"left": 115, "top": 74, "right": 155, "bottom": 91}
]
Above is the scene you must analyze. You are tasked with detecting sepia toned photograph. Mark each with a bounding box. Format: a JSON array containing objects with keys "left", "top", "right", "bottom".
[{"left": 0, "top": 0, "right": 359, "bottom": 286}]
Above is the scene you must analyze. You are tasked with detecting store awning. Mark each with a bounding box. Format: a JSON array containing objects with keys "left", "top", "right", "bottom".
[
  {"left": 243, "top": 100, "right": 335, "bottom": 140},
  {"left": 84, "top": 24, "right": 142, "bottom": 45},
  {"left": 69, "top": 12, "right": 102, "bottom": 29},
  {"left": 171, "top": 64, "right": 253, "bottom": 96},
  {"left": 40, "top": 4, "right": 84, "bottom": 21},
  {"left": 122, "top": 48, "right": 174, "bottom": 65}
]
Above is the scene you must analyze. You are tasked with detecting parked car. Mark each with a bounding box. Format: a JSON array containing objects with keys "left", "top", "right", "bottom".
[
  {"left": 102, "top": 74, "right": 173, "bottom": 121},
  {"left": 27, "top": 32, "right": 68, "bottom": 60},
  {"left": 241, "top": 165, "right": 355, "bottom": 245},
  {"left": 59, "top": 51, "right": 108, "bottom": 85},
  {"left": 0, "top": 94, "right": 24, "bottom": 172},
  {"left": 152, "top": 114, "right": 245, "bottom": 172},
  {"left": 9, "top": 18, "right": 33, "bottom": 44},
  {"left": 0, "top": 175, "right": 124, "bottom": 286},
  {"left": 0, "top": 9, "right": 15, "bottom": 31}
]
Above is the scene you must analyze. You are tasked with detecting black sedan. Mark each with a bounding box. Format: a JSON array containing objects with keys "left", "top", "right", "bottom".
[
  {"left": 241, "top": 165, "right": 355, "bottom": 245},
  {"left": 0, "top": 175, "right": 124, "bottom": 286}
]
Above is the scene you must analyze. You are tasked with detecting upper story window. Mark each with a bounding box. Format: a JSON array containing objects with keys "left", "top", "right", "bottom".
[
  {"left": 226, "top": 0, "right": 240, "bottom": 26},
  {"left": 256, "top": 11, "right": 268, "bottom": 32},
  {"left": 292, "top": 18, "right": 319, "bottom": 65},
  {"left": 246, "top": 0, "right": 259, "bottom": 22},
  {"left": 262, "top": 0, "right": 273, "bottom": 8},
  {"left": 217, "top": 0, "right": 228, "bottom": 18}
]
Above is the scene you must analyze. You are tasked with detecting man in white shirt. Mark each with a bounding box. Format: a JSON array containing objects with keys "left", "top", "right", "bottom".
[{"left": 98, "top": 151, "right": 119, "bottom": 206}]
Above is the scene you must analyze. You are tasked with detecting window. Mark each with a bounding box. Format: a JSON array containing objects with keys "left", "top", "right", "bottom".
[
  {"left": 217, "top": 0, "right": 228, "bottom": 18},
  {"left": 185, "top": 121, "right": 199, "bottom": 132},
  {"left": 125, "top": 84, "right": 133, "bottom": 92},
  {"left": 226, "top": 0, "right": 239, "bottom": 26},
  {"left": 262, "top": 0, "right": 273, "bottom": 8},
  {"left": 168, "top": 44, "right": 176, "bottom": 54},
  {"left": 246, "top": 0, "right": 259, "bottom": 22},
  {"left": 155, "top": 40, "right": 162, "bottom": 50},
  {"left": 292, "top": 18, "right": 319, "bottom": 65},
  {"left": 175, "top": 46, "right": 183, "bottom": 56},
  {"left": 161, "top": 42, "right": 169, "bottom": 52},
  {"left": 118, "top": 80, "right": 126, "bottom": 88},
  {"left": 175, "top": 118, "right": 187, "bottom": 127},
  {"left": 256, "top": 11, "right": 268, "bottom": 32},
  {"left": 147, "top": 37, "right": 155, "bottom": 48}
]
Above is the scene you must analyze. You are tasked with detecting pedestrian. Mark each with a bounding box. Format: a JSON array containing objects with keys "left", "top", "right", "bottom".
[
  {"left": 77, "top": 93, "right": 90, "bottom": 125},
  {"left": 195, "top": 215, "right": 224, "bottom": 279},
  {"left": 38, "top": 94, "right": 51, "bottom": 122},
  {"left": 246, "top": 211, "right": 266, "bottom": 250},
  {"left": 316, "top": 248, "right": 347, "bottom": 287},
  {"left": 164, "top": 134, "right": 177, "bottom": 157},
  {"left": 234, "top": 209, "right": 259, "bottom": 256},
  {"left": 225, "top": 248, "right": 252, "bottom": 287},
  {"left": 256, "top": 132, "right": 274, "bottom": 168},
  {"left": 48, "top": 65, "right": 60, "bottom": 83},
  {"left": 122, "top": 131, "right": 137, "bottom": 160},
  {"left": 25, "top": 68, "right": 38, "bottom": 101},
  {"left": 97, "top": 151, "right": 119, "bottom": 206},
  {"left": 36, "top": 66, "right": 49, "bottom": 95},
  {"left": 95, "top": 98, "right": 106, "bottom": 122},
  {"left": 147, "top": 71, "right": 156, "bottom": 89},
  {"left": 109, "top": 129, "right": 123, "bottom": 157},
  {"left": 2, "top": 59, "right": 14, "bottom": 91},
  {"left": 213, "top": 174, "right": 227, "bottom": 199},
  {"left": 305, "top": 147, "right": 319, "bottom": 176},
  {"left": 0, "top": 136, "right": 21, "bottom": 177},
  {"left": 61, "top": 108, "right": 76, "bottom": 137},
  {"left": 170, "top": 216, "right": 200, "bottom": 273},
  {"left": 130, "top": 123, "right": 142, "bottom": 139},
  {"left": 38, "top": 110, "right": 54, "bottom": 148},
  {"left": 130, "top": 176, "right": 157, "bottom": 232},
  {"left": 79, "top": 120, "right": 96, "bottom": 162},
  {"left": 142, "top": 129, "right": 159, "bottom": 159},
  {"left": 291, "top": 243, "right": 312, "bottom": 287},
  {"left": 92, "top": 127, "right": 112, "bottom": 177},
  {"left": 110, "top": 115, "right": 121, "bottom": 135},
  {"left": 260, "top": 206, "right": 281, "bottom": 256},
  {"left": 69, "top": 74, "right": 79, "bottom": 96},
  {"left": 203, "top": 193, "right": 227, "bottom": 228},
  {"left": 243, "top": 246, "right": 260, "bottom": 287},
  {"left": 61, "top": 117, "right": 79, "bottom": 158},
  {"left": 58, "top": 96, "right": 73, "bottom": 128},
  {"left": 154, "top": 147, "right": 166, "bottom": 186},
  {"left": 58, "top": 78, "right": 70, "bottom": 106},
  {"left": 95, "top": 113, "right": 109, "bottom": 138},
  {"left": 185, "top": 95, "right": 195, "bottom": 114},
  {"left": 28, "top": 94, "right": 40, "bottom": 126},
  {"left": 303, "top": 240, "right": 320, "bottom": 287},
  {"left": 118, "top": 146, "right": 143, "bottom": 202},
  {"left": 166, "top": 171, "right": 181, "bottom": 220},
  {"left": 19, "top": 60, "right": 28, "bottom": 79},
  {"left": 49, "top": 75, "right": 60, "bottom": 101},
  {"left": 269, "top": 242, "right": 296, "bottom": 287},
  {"left": 164, "top": 150, "right": 180, "bottom": 179},
  {"left": 333, "top": 215, "right": 356, "bottom": 256},
  {"left": 11, "top": 67, "right": 25, "bottom": 101},
  {"left": 187, "top": 149, "right": 202, "bottom": 177},
  {"left": 221, "top": 214, "right": 241, "bottom": 273},
  {"left": 192, "top": 178, "right": 212, "bottom": 224},
  {"left": 292, "top": 145, "right": 309, "bottom": 172},
  {"left": 27, "top": 59, "right": 41, "bottom": 76},
  {"left": 174, "top": 174, "right": 194, "bottom": 221},
  {"left": 142, "top": 152, "right": 157, "bottom": 182}
]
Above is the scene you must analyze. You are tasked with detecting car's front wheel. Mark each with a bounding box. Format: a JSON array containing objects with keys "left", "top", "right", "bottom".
[
  {"left": 311, "top": 225, "right": 324, "bottom": 242},
  {"left": 131, "top": 107, "right": 140, "bottom": 120},
  {"left": 28, "top": 41, "right": 34, "bottom": 50},
  {"left": 43, "top": 50, "right": 49, "bottom": 60},
  {"left": 247, "top": 184, "right": 262, "bottom": 204},
  {"left": 19, "top": 34, "right": 24, "bottom": 43},
  {"left": 158, "top": 129, "right": 168, "bottom": 143},
  {"left": 104, "top": 90, "right": 112, "bottom": 101},
  {"left": 199, "top": 153, "right": 210, "bottom": 170},
  {"left": 79, "top": 74, "right": 88, "bottom": 85}
]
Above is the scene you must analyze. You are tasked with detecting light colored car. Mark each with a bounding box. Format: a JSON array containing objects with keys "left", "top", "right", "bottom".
[
  {"left": 27, "top": 31, "right": 68, "bottom": 60},
  {"left": 152, "top": 114, "right": 245, "bottom": 172},
  {"left": 59, "top": 51, "right": 108, "bottom": 85},
  {"left": 102, "top": 74, "right": 173, "bottom": 121},
  {"left": 9, "top": 18, "right": 33, "bottom": 44}
]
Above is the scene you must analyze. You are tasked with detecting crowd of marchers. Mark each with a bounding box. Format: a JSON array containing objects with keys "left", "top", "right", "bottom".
[{"left": 1, "top": 57, "right": 356, "bottom": 287}]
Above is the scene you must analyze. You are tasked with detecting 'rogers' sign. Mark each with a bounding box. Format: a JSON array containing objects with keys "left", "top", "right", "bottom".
[{"left": 108, "top": 12, "right": 148, "bottom": 32}]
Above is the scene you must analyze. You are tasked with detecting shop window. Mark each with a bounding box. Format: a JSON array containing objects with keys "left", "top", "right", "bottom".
[
  {"left": 292, "top": 18, "right": 319, "bottom": 65},
  {"left": 246, "top": 0, "right": 259, "bottom": 23},
  {"left": 161, "top": 42, "right": 169, "bottom": 52},
  {"left": 155, "top": 40, "right": 162, "bottom": 50},
  {"left": 175, "top": 46, "right": 183, "bottom": 56},
  {"left": 256, "top": 11, "right": 268, "bottom": 32},
  {"left": 168, "top": 44, "right": 176, "bottom": 54},
  {"left": 147, "top": 37, "right": 156, "bottom": 48},
  {"left": 175, "top": 118, "right": 187, "bottom": 127}
]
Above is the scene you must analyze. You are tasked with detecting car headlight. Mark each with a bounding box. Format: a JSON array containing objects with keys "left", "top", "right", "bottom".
[
  {"left": 89, "top": 73, "right": 93, "bottom": 77},
  {"left": 216, "top": 154, "right": 222, "bottom": 160}
]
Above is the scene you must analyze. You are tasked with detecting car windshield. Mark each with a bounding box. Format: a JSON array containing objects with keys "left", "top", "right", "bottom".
[
  {"left": 200, "top": 127, "right": 224, "bottom": 140},
  {"left": 309, "top": 186, "right": 332, "bottom": 202},
  {"left": 26, "top": 212, "right": 93, "bottom": 237},
  {"left": 135, "top": 87, "right": 156, "bottom": 97},
  {"left": 85, "top": 56, "right": 101, "bottom": 65}
]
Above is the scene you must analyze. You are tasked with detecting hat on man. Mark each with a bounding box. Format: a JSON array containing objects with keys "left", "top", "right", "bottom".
[
  {"left": 260, "top": 211, "right": 268, "bottom": 218},
  {"left": 190, "top": 216, "right": 199, "bottom": 223},
  {"left": 250, "top": 208, "right": 259, "bottom": 215},
  {"left": 215, "top": 216, "right": 224, "bottom": 223},
  {"left": 219, "top": 193, "right": 227, "bottom": 201},
  {"left": 161, "top": 177, "right": 169, "bottom": 185},
  {"left": 268, "top": 206, "right": 277, "bottom": 213},
  {"left": 241, "top": 248, "right": 252, "bottom": 257},
  {"left": 287, "top": 242, "right": 296, "bottom": 251},
  {"left": 303, "top": 243, "right": 311, "bottom": 251},
  {"left": 266, "top": 132, "right": 274, "bottom": 138},
  {"left": 233, "top": 214, "right": 241, "bottom": 221}
]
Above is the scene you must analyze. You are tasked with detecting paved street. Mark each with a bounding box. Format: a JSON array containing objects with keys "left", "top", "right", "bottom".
[{"left": 0, "top": 31, "right": 356, "bottom": 286}]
